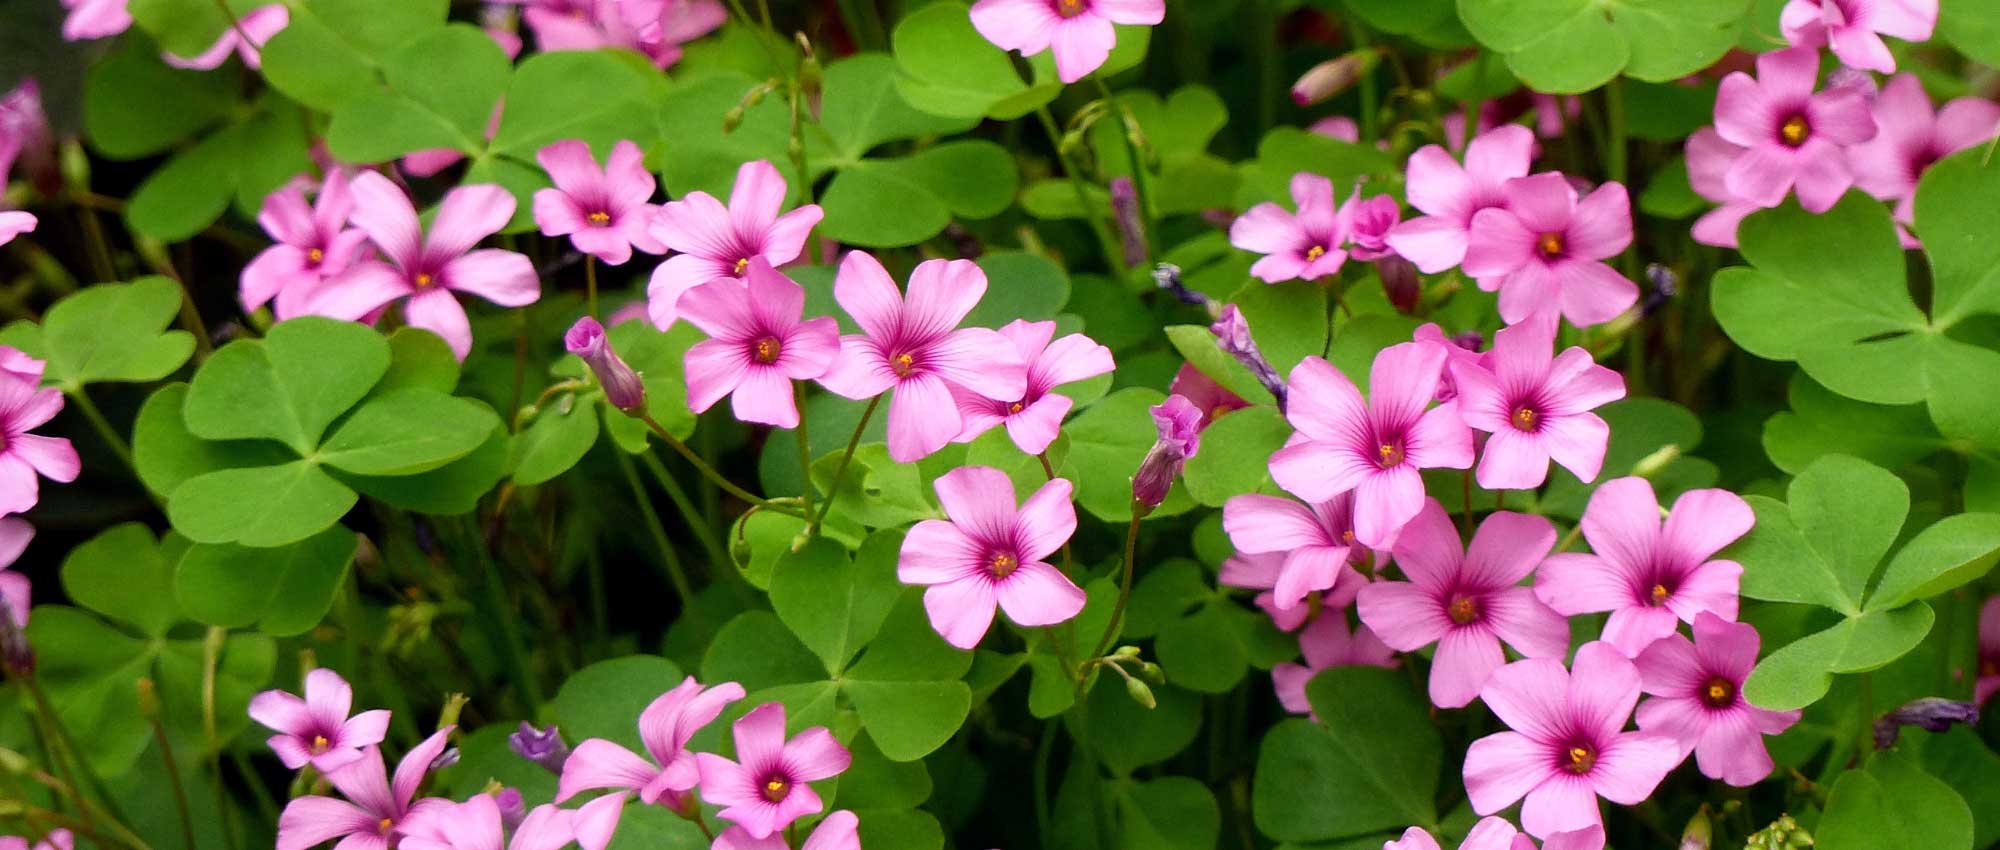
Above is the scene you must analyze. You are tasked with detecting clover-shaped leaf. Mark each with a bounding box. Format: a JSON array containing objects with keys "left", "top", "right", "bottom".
[
  {"left": 891, "top": 2, "right": 1060, "bottom": 122},
  {"left": 0, "top": 277, "right": 196, "bottom": 391},
  {"left": 1252, "top": 667, "right": 1441, "bottom": 842},
  {"left": 769, "top": 532, "right": 907, "bottom": 675},
  {"left": 259, "top": 0, "right": 451, "bottom": 111},
  {"left": 174, "top": 525, "right": 358, "bottom": 635},
  {"left": 1457, "top": 0, "right": 1747, "bottom": 93}
]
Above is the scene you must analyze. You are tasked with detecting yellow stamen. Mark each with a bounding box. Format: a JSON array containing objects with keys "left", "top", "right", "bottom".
[
  {"left": 1448, "top": 595, "right": 1479, "bottom": 625},
  {"left": 1780, "top": 115, "right": 1809, "bottom": 147},
  {"left": 310, "top": 734, "right": 330, "bottom": 753},
  {"left": 1703, "top": 678, "right": 1734, "bottom": 707},
  {"left": 307, "top": 248, "right": 324, "bottom": 264},
  {"left": 1537, "top": 232, "right": 1565, "bottom": 258},
  {"left": 1377, "top": 443, "right": 1403, "bottom": 467},
  {"left": 989, "top": 553, "right": 1019, "bottom": 578},
  {"left": 734, "top": 257, "right": 751, "bottom": 276},
  {"left": 414, "top": 272, "right": 435, "bottom": 289},
  {"left": 378, "top": 817, "right": 395, "bottom": 835},
  {"left": 587, "top": 211, "right": 611, "bottom": 225},
  {"left": 1305, "top": 245, "right": 1326, "bottom": 262},
  {"left": 1055, "top": 0, "right": 1086, "bottom": 17},
  {"left": 754, "top": 336, "right": 782, "bottom": 364},
  {"left": 1650, "top": 584, "right": 1670, "bottom": 605},
  {"left": 762, "top": 778, "right": 789, "bottom": 802},
  {"left": 1341, "top": 530, "right": 1355, "bottom": 544},
  {"left": 1513, "top": 407, "right": 1538, "bottom": 431},
  {"left": 1008, "top": 401, "right": 1025, "bottom": 414},
  {"left": 1566, "top": 746, "right": 1595, "bottom": 774},
  {"left": 892, "top": 352, "right": 916, "bottom": 377}
]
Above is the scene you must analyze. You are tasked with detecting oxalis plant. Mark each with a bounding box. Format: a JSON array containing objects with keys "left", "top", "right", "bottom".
[{"left": 5, "top": 0, "right": 2000, "bottom": 849}]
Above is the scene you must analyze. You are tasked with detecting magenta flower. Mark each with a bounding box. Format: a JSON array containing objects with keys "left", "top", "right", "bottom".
[
  {"left": 1464, "top": 643, "right": 1681, "bottom": 839},
  {"left": 1686, "top": 127, "right": 1761, "bottom": 249},
  {"left": 0, "top": 518, "right": 31, "bottom": 629},
  {"left": 532, "top": 140, "right": 664, "bottom": 266},
  {"left": 1271, "top": 614, "right": 1396, "bottom": 716},
  {"left": 1463, "top": 173, "right": 1636, "bottom": 328},
  {"left": 1978, "top": 597, "right": 2000, "bottom": 706},
  {"left": 1781, "top": 0, "right": 1935, "bottom": 73},
  {"left": 712, "top": 810, "right": 860, "bottom": 850},
  {"left": 565, "top": 317, "right": 647, "bottom": 413},
  {"left": 898, "top": 466, "right": 1083, "bottom": 649},
  {"left": 817, "top": 252, "right": 1026, "bottom": 463},
  {"left": 1356, "top": 501, "right": 1569, "bottom": 708},
  {"left": 676, "top": 258, "right": 840, "bottom": 428},
  {"left": 522, "top": 0, "right": 723, "bottom": 69},
  {"left": 0, "top": 358, "right": 79, "bottom": 518},
  {"left": 556, "top": 677, "right": 744, "bottom": 850},
  {"left": 275, "top": 727, "right": 456, "bottom": 850},
  {"left": 1535, "top": 477, "right": 1752, "bottom": 657},
  {"left": 1849, "top": 74, "right": 2000, "bottom": 224},
  {"left": 1168, "top": 363, "right": 1247, "bottom": 430},
  {"left": 617, "top": 0, "right": 729, "bottom": 67},
  {"left": 1310, "top": 116, "right": 1359, "bottom": 143},
  {"left": 1266, "top": 343, "right": 1473, "bottom": 549},
  {"left": 695, "top": 702, "right": 852, "bottom": 840},
  {"left": 1339, "top": 192, "right": 1400, "bottom": 261},
  {"left": 951, "top": 320, "right": 1115, "bottom": 455},
  {"left": 60, "top": 0, "right": 130, "bottom": 40},
  {"left": 243, "top": 169, "right": 368, "bottom": 319},
  {"left": 1713, "top": 46, "right": 1877, "bottom": 213},
  {"left": 164, "top": 4, "right": 289, "bottom": 69},
  {"left": 0, "top": 829, "right": 72, "bottom": 850},
  {"left": 307, "top": 174, "right": 540, "bottom": 360},
  {"left": 1412, "top": 323, "right": 1487, "bottom": 402},
  {"left": 1383, "top": 818, "right": 1525, "bottom": 850},
  {"left": 968, "top": 0, "right": 1165, "bottom": 84},
  {"left": 1451, "top": 315, "right": 1626, "bottom": 490},
  {"left": 0, "top": 212, "right": 33, "bottom": 248},
  {"left": 248, "top": 668, "right": 391, "bottom": 773},
  {"left": 1384, "top": 125, "right": 1534, "bottom": 274},
  {"left": 1634, "top": 613, "right": 1801, "bottom": 786},
  {"left": 1132, "top": 394, "right": 1202, "bottom": 511},
  {"left": 398, "top": 794, "right": 576, "bottom": 850},
  {"left": 646, "top": 160, "right": 822, "bottom": 330},
  {"left": 1222, "top": 491, "right": 1372, "bottom": 610},
  {"left": 0, "top": 81, "right": 51, "bottom": 195},
  {"left": 1229, "top": 173, "right": 1348, "bottom": 283}
]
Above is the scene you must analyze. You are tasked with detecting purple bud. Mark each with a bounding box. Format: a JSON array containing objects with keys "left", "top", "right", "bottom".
[
  {"left": 1376, "top": 255, "right": 1420, "bottom": 314},
  {"left": 494, "top": 788, "right": 528, "bottom": 831},
  {"left": 1641, "top": 263, "right": 1678, "bottom": 317},
  {"left": 565, "top": 317, "right": 646, "bottom": 412},
  {"left": 0, "top": 603, "right": 32, "bottom": 677},
  {"left": 429, "top": 747, "right": 460, "bottom": 772},
  {"left": 1874, "top": 698, "right": 1979, "bottom": 748},
  {"left": 1209, "top": 305, "right": 1287, "bottom": 410},
  {"left": 1152, "top": 263, "right": 1210, "bottom": 307},
  {"left": 1110, "top": 177, "right": 1148, "bottom": 268},
  {"left": 1132, "top": 395, "right": 1203, "bottom": 513},
  {"left": 509, "top": 722, "right": 570, "bottom": 774}
]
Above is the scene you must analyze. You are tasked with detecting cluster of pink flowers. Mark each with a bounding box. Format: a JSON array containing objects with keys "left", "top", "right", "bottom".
[
  {"left": 499, "top": 0, "right": 725, "bottom": 70},
  {"left": 262, "top": 670, "right": 857, "bottom": 850},
  {"left": 0, "top": 347, "right": 79, "bottom": 636}
]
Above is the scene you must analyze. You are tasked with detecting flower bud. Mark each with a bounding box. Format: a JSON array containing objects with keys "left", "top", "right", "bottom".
[
  {"left": 494, "top": 787, "right": 528, "bottom": 831},
  {"left": 509, "top": 722, "right": 571, "bottom": 774},
  {"left": 430, "top": 747, "right": 461, "bottom": 772},
  {"left": 1151, "top": 263, "right": 1210, "bottom": 307},
  {"left": 566, "top": 317, "right": 646, "bottom": 412},
  {"left": 1680, "top": 806, "right": 1712, "bottom": 850},
  {"left": 1132, "top": 394, "right": 1202, "bottom": 514},
  {"left": 1124, "top": 675, "right": 1157, "bottom": 709},
  {"left": 1641, "top": 263, "right": 1678, "bottom": 317},
  {"left": 1874, "top": 697, "right": 1979, "bottom": 748},
  {"left": 1290, "top": 50, "right": 1379, "bottom": 107},
  {"left": 1110, "top": 177, "right": 1148, "bottom": 269},
  {"left": 1210, "top": 305, "right": 1287, "bottom": 409},
  {"left": 0, "top": 598, "right": 31, "bottom": 677}
]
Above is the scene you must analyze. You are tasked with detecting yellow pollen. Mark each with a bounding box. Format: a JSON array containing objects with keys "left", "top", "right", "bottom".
[
  {"left": 414, "top": 272, "right": 435, "bottom": 289},
  {"left": 378, "top": 817, "right": 395, "bottom": 835},
  {"left": 1703, "top": 678, "right": 1734, "bottom": 706},
  {"left": 762, "top": 778, "right": 789, "bottom": 802},
  {"left": 892, "top": 352, "right": 916, "bottom": 377},
  {"left": 1055, "top": 0, "right": 1085, "bottom": 17},
  {"left": 307, "top": 248, "right": 324, "bottom": 264},
  {"left": 587, "top": 211, "right": 611, "bottom": 225},
  {"left": 1512, "top": 407, "right": 1538, "bottom": 431},
  {"left": 1650, "top": 583, "right": 1670, "bottom": 604},
  {"left": 1537, "top": 232, "right": 1564, "bottom": 258},
  {"left": 1305, "top": 245, "right": 1326, "bottom": 262},
  {"left": 989, "top": 553, "right": 1019, "bottom": 578},
  {"left": 310, "top": 734, "right": 330, "bottom": 753},
  {"left": 1377, "top": 443, "right": 1403, "bottom": 467},
  {"left": 1566, "top": 746, "right": 1595, "bottom": 774},
  {"left": 734, "top": 257, "right": 751, "bottom": 276},
  {"left": 1780, "top": 115, "right": 1809, "bottom": 146},
  {"left": 754, "top": 336, "right": 782, "bottom": 364},
  {"left": 1448, "top": 595, "right": 1479, "bottom": 625},
  {"left": 1341, "top": 530, "right": 1355, "bottom": 543},
  {"left": 1008, "top": 401, "right": 1025, "bottom": 414}
]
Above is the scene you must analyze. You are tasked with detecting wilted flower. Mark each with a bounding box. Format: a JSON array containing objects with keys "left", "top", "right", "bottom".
[
  {"left": 1463, "top": 173, "right": 1637, "bottom": 328},
  {"left": 899, "top": 466, "right": 1084, "bottom": 648},
  {"left": 1873, "top": 697, "right": 1979, "bottom": 748},
  {"left": 1781, "top": 0, "right": 1936, "bottom": 73},
  {"left": 951, "top": 320, "right": 1115, "bottom": 455},
  {"left": 1451, "top": 314, "right": 1626, "bottom": 489},
  {"left": 1635, "top": 613, "right": 1801, "bottom": 785},
  {"left": 1210, "top": 305, "right": 1286, "bottom": 406},
  {"left": 249, "top": 669, "right": 392, "bottom": 773},
  {"left": 557, "top": 677, "right": 745, "bottom": 850},
  {"left": 647, "top": 160, "right": 822, "bottom": 330},
  {"left": 565, "top": 317, "right": 647, "bottom": 413},
  {"left": 532, "top": 139, "right": 665, "bottom": 265},
  {"left": 1109, "top": 176, "right": 1148, "bottom": 268},
  {"left": 1132, "top": 394, "right": 1201, "bottom": 512},
  {"left": 696, "top": 703, "right": 852, "bottom": 840},
  {"left": 677, "top": 259, "right": 840, "bottom": 428},
  {"left": 1229, "top": 173, "right": 1349, "bottom": 283},
  {"left": 1385, "top": 125, "right": 1533, "bottom": 274},
  {"left": 968, "top": 0, "right": 1165, "bottom": 83},
  {"left": 508, "top": 722, "right": 570, "bottom": 775}
]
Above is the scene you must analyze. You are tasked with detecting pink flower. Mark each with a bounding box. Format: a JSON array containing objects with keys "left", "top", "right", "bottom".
[
  {"left": 1266, "top": 343, "right": 1474, "bottom": 549},
  {"left": 951, "top": 320, "right": 1114, "bottom": 455},
  {"left": 1168, "top": 363, "right": 1247, "bottom": 429},
  {"left": 677, "top": 259, "right": 840, "bottom": 428},
  {"left": 695, "top": 703, "right": 852, "bottom": 840},
  {"left": 248, "top": 669, "right": 391, "bottom": 773},
  {"left": 532, "top": 140, "right": 664, "bottom": 266},
  {"left": 1979, "top": 596, "right": 2000, "bottom": 706},
  {"left": 243, "top": 170, "right": 369, "bottom": 319},
  {"left": 968, "top": 0, "right": 1165, "bottom": 84},
  {"left": 898, "top": 466, "right": 1083, "bottom": 648},
  {"left": 0, "top": 212, "right": 33, "bottom": 247},
  {"left": 1132, "top": 393, "right": 1201, "bottom": 511},
  {"left": 1464, "top": 643, "right": 1681, "bottom": 839},
  {"left": 276, "top": 727, "right": 456, "bottom": 850},
  {"left": 565, "top": 317, "right": 647, "bottom": 412},
  {"left": 1385, "top": 125, "right": 1534, "bottom": 274},
  {"left": 1451, "top": 315, "right": 1625, "bottom": 490},
  {"left": 1463, "top": 173, "right": 1636, "bottom": 328},
  {"left": 1357, "top": 501, "right": 1569, "bottom": 708},
  {"left": 1686, "top": 127, "right": 1761, "bottom": 249},
  {"left": 60, "top": 0, "right": 130, "bottom": 40},
  {"left": 0, "top": 356, "right": 79, "bottom": 518},
  {"left": 646, "top": 160, "right": 822, "bottom": 330},
  {"left": 817, "top": 253, "right": 1026, "bottom": 463},
  {"left": 711, "top": 810, "right": 860, "bottom": 850},
  {"left": 164, "top": 5, "right": 289, "bottom": 69},
  {"left": 556, "top": 677, "right": 744, "bottom": 850},
  {"left": 1222, "top": 490, "right": 1372, "bottom": 610},
  {"left": 1413, "top": 323, "right": 1487, "bottom": 402},
  {"left": 1311, "top": 116, "right": 1359, "bottom": 142},
  {"left": 1, "top": 81, "right": 52, "bottom": 193},
  {"left": 0, "top": 518, "right": 31, "bottom": 629},
  {"left": 1634, "top": 613, "right": 1801, "bottom": 786},
  {"left": 1713, "top": 46, "right": 1877, "bottom": 213},
  {"left": 307, "top": 174, "right": 540, "bottom": 360},
  {"left": 1229, "top": 173, "right": 1348, "bottom": 283},
  {"left": 619, "top": 0, "right": 729, "bottom": 67},
  {"left": 1848, "top": 74, "right": 2000, "bottom": 224},
  {"left": 1384, "top": 818, "right": 1525, "bottom": 850},
  {"left": 1271, "top": 614, "right": 1396, "bottom": 716},
  {"left": 398, "top": 793, "right": 576, "bottom": 850},
  {"left": 1535, "top": 477, "right": 1752, "bottom": 657},
  {"left": 0, "top": 829, "right": 72, "bottom": 850},
  {"left": 1781, "top": 0, "right": 1936, "bottom": 73},
  {"left": 523, "top": 0, "right": 723, "bottom": 68},
  {"left": 1340, "top": 193, "right": 1400, "bottom": 261},
  {"left": 1219, "top": 552, "right": 1309, "bottom": 631}
]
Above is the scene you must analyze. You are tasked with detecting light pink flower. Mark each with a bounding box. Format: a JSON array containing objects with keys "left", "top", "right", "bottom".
[
  {"left": 0, "top": 517, "right": 31, "bottom": 629},
  {"left": 1781, "top": 0, "right": 1935, "bottom": 73},
  {"left": 556, "top": 677, "right": 744, "bottom": 850},
  {"left": 565, "top": 317, "right": 647, "bottom": 412},
  {"left": 398, "top": 793, "right": 576, "bottom": 850},
  {"left": 1979, "top": 597, "right": 2000, "bottom": 706},
  {"left": 816, "top": 252, "right": 1026, "bottom": 463},
  {"left": 244, "top": 170, "right": 368, "bottom": 319},
  {"left": 1384, "top": 818, "right": 1526, "bottom": 850},
  {"left": 951, "top": 320, "right": 1114, "bottom": 455},
  {"left": 1229, "top": 173, "right": 1348, "bottom": 283},
  {"left": 532, "top": 140, "right": 664, "bottom": 266},
  {"left": 676, "top": 258, "right": 840, "bottom": 429},
  {"left": 275, "top": 727, "right": 456, "bottom": 850},
  {"left": 1168, "top": 363, "right": 1247, "bottom": 430},
  {"left": 1535, "top": 477, "right": 1752, "bottom": 657},
  {"left": 1686, "top": 127, "right": 1761, "bottom": 250},
  {"left": 1266, "top": 343, "right": 1474, "bottom": 549},
  {"left": 306, "top": 174, "right": 539, "bottom": 360},
  {"left": 619, "top": 0, "right": 729, "bottom": 67},
  {"left": 1219, "top": 552, "right": 1310, "bottom": 632},
  {"left": 1271, "top": 614, "right": 1396, "bottom": 716},
  {"left": 1635, "top": 613, "right": 1801, "bottom": 786},
  {"left": 647, "top": 160, "right": 822, "bottom": 330},
  {"left": 898, "top": 466, "right": 1083, "bottom": 649},
  {"left": 1384, "top": 125, "right": 1534, "bottom": 274},
  {"left": 1848, "top": 74, "right": 2000, "bottom": 224},
  {"left": 1339, "top": 192, "right": 1400, "bottom": 261},
  {"left": 164, "top": 5, "right": 289, "bottom": 70},
  {"left": 60, "top": 0, "right": 130, "bottom": 40},
  {"left": 1451, "top": 315, "right": 1625, "bottom": 490},
  {"left": 0, "top": 212, "right": 33, "bottom": 247},
  {"left": 1, "top": 81, "right": 52, "bottom": 193},
  {"left": 968, "top": 0, "right": 1165, "bottom": 84},
  {"left": 711, "top": 810, "right": 860, "bottom": 850},
  {"left": 1222, "top": 490, "right": 1372, "bottom": 610},
  {"left": 1311, "top": 116, "right": 1359, "bottom": 142},
  {"left": 1713, "top": 46, "right": 1877, "bottom": 213},
  {"left": 1357, "top": 501, "right": 1569, "bottom": 708},
  {"left": 695, "top": 703, "right": 852, "bottom": 840},
  {"left": 1464, "top": 643, "right": 1682, "bottom": 839},
  {"left": 248, "top": 669, "right": 391, "bottom": 773},
  {"left": 0, "top": 829, "right": 72, "bottom": 850},
  {"left": 523, "top": 0, "right": 724, "bottom": 68},
  {"left": 1463, "top": 173, "right": 1636, "bottom": 328},
  {"left": 1413, "top": 323, "right": 1487, "bottom": 402},
  {"left": 0, "top": 357, "right": 79, "bottom": 518}
]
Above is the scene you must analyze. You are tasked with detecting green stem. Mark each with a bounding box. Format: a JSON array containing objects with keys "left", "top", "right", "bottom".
[
  {"left": 639, "top": 411, "right": 801, "bottom": 515},
  {"left": 616, "top": 449, "right": 697, "bottom": 603},
  {"left": 811, "top": 395, "right": 880, "bottom": 528},
  {"left": 1603, "top": 77, "right": 1628, "bottom": 187},
  {"left": 457, "top": 520, "right": 546, "bottom": 710},
  {"left": 639, "top": 452, "right": 733, "bottom": 584},
  {"left": 1033, "top": 719, "right": 1058, "bottom": 846},
  {"left": 1079, "top": 513, "right": 1143, "bottom": 696},
  {"left": 1033, "top": 106, "right": 1127, "bottom": 276},
  {"left": 794, "top": 382, "right": 815, "bottom": 522},
  {"left": 584, "top": 254, "right": 598, "bottom": 318},
  {"left": 141, "top": 688, "right": 198, "bottom": 850},
  {"left": 1092, "top": 77, "right": 1155, "bottom": 258}
]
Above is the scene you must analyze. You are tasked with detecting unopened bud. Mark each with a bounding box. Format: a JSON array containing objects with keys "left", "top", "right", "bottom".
[
  {"left": 495, "top": 787, "right": 528, "bottom": 830},
  {"left": 1133, "top": 394, "right": 1202, "bottom": 513},
  {"left": 566, "top": 317, "right": 647, "bottom": 412},
  {"left": 1630, "top": 444, "right": 1682, "bottom": 480},
  {"left": 1124, "top": 675, "right": 1157, "bottom": 709},
  {"left": 437, "top": 692, "right": 469, "bottom": 731},
  {"left": 1377, "top": 255, "right": 1420, "bottom": 314},
  {"left": 1291, "top": 50, "right": 1379, "bottom": 107},
  {"left": 60, "top": 139, "right": 91, "bottom": 190},
  {"left": 1109, "top": 177, "right": 1148, "bottom": 268},
  {"left": 509, "top": 722, "right": 570, "bottom": 774},
  {"left": 1680, "top": 806, "right": 1712, "bottom": 850},
  {"left": 1210, "top": 305, "right": 1287, "bottom": 409},
  {"left": 1151, "top": 263, "right": 1209, "bottom": 307},
  {"left": 721, "top": 106, "right": 746, "bottom": 134},
  {"left": 1139, "top": 662, "right": 1164, "bottom": 684},
  {"left": 1112, "top": 645, "right": 1141, "bottom": 660},
  {"left": 430, "top": 747, "right": 461, "bottom": 772},
  {"left": 1875, "top": 697, "right": 1979, "bottom": 748}
]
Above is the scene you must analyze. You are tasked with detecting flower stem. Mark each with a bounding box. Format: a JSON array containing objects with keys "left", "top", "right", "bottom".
[
  {"left": 615, "top": 449, "right": 697, "bottom": 603},
  {"left": 1079, "top": 512, "right": 1143, "bottom": 697},
  {"left": 794, "top": 382, "right": 815, "bottom": 522},
  {"left": 1033, "top": 718, "right": 1057, "bottom": 846},
  {"left": 639, "top": 451, "right": 734, "bottom": 587},
  {"left": 1033, "top": 106, "right": 1127, "bottom": 276},
  {"left": 139, "top": 681, "right": 198, "bottom": 850},
  {"left": 639, "top": 410, "right": 800, "bottom": 515},
  {"left": 584, "top": 254, "right": 599, "bottom": 318},
  {"left": 65, "top": 388, "right": 140, "bottom": 480},
  {"left": 811, "top": 395, "right": 880, "bottom": 529}
]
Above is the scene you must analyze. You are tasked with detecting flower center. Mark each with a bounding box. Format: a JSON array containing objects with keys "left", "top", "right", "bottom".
[
  {"left": 1701, "top": 676, "right": 1736, "bottom": 709},
  {"left": 762, "top": 777, "right": 790, "bottom": 802},
  {"left": 587, "top": 211, "right": 611, "bottom": 226},
  {"left": 1341, "top": 529, "right": 1354, "bottom": 544},
  {"left": 307, "top": 247, "right": 324, "bottom": 264},
  {"left": 892, "top": 352, "right": 916, "bottom": 377},
  {"left": 1008, "top": 401, "right": 1025, "bottom": 414},
  {"left": 754, "top": 336, "right": 783, "bottom": 364},
  {"left": 310, "top": 734, "right": 330, "bottom": 754},
  {"left": 1305, "top": 245, "right": 1326, "bottom": 262},
  {"left": 1564, "top": 744, "right": 1596, "bottom": 774},
  {"left": 1375, "top": 442, "right": 1404, "bottom": 468},
  {"left": 733, "top": 257, "right": 751, "bottom": 276},
  {"left": 1447, "top": 593, "right": 1480, "bottom": 625},
  {"left": 1511, "top": 406, "right": 1538, "bottom": 432},
  {"left": 1537, "top": 232, "right": 1565, "bottom": 259},
  {"left": 1780, "top": 114, "right": 1810, "bottom": 147},
  {"left": 1649, "top": 583, "right": 1671, "bottom": 606},
  {"left": 1055, "top": 0, "right": 1086, "bottom": 18},
  {"left": 377, "top": 817, "right": 395, "bottom": 836},
  {"left": 414, "top": 272, "right": 436, "bottom": 289},
  {"left": 988, "top": 552, "right": 1019, "bottom": 578}
]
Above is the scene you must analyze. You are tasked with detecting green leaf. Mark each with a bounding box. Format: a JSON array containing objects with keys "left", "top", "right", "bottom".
[
  {"left": 317, "top": 389, "right": 500, "bottom": 476},
  {"left": 1243, "top": 128, "right": 1395, "bottom": 204},
  {"left": 891, "top": 2, "right": 1056, "bottom": 121},
  {"left": 831, "top": 732, "right": 935, "bottom": 810},
  {"left": 490, "top": 50, "right": 661, "bottom": 158},
  {"left": 1763, "top": 371, "right": 1944, "bottom": 475},
  {"left": 1113, "top": 777, "right": 1222, "bottom": 850},
  {"left": 657, "top": 73, "right": 816, "bottom": 203},
  {"left": 1916, "top": 147, "right": 2000, "bottom": 327},
  {"left": 702, "top": 610, "right": 828, "bottom": 693},
  {"left": 82, "top": 37, "right": 234, "bottom": 159},
  {"left": 1941, "top": 0, "right": 2000, "bottom": 68},
  {"left": 809, "top": 445, "right": 933, "bottom": 530},
  {"left": 817, "top": 141, "right": 1019, "bottom": 247},
  {"left": 259, "top": 0, "right": 450, "bottom": 111},
  {"left": 1229, "top": 280, "right": 1326, "bottom": 380},
  {"left": 509, "top": 402, "right": 600, "bottom": 486},
  {"left": 1063, "top": 388, "right": 1194, "bottom": 522},
  {"left": 838, "top": 592, "right": 975, "bottom": 761},
  {"left": 132, "top": 383, "right": 293, "bottom": 497},
  {"left": 817, "top": 53, "right": 977, "bottom": 161},
  {"left": 1064, "top": 677, "right": 1202, "bottom": 776},
  {"left": 1817, "top": 751, "right": 1974, "bottom": 850},
  {"left": 1742, "top": 602, "right": 1934, "bottom": 711},
  {"left": 129, "top": 0, "right": 272, "bottom": 58},
  {"left": 167, "top": 461, "right": 358, "bottom": 547},
  {"left": 770, "top": 532, "right": 906, "bottom": 675},
  {"left": 1456, "top": 0, "right": 1744, "bottom": 93},
  {"left": 1865, "top": 513, "right": 2000, "bottom": 613},
  {"left": 1165, "top": 325, "right": 1272, "bottom": 404},
  {"left": 553, "top": 655, "right": 687, "bottom": 753},
  {"left": 1732, "top": 454, "right": 1909, "bottom": 615},
  {"left": 1181, "top": 406, "right": 1287, "bottom": 506},
  {"left": 8, "top": 277, "right": 196, "bottom": 391},
  {"left": 340, "top": 426, "right": 511, "bottom": 515},
  {"left": 1538, "top": 398, "right": 1716, "bottom": 519},
  {"left": 184, "top": 317, "right": 392, "bottom": 455},
  {"left": 964, "top": 251, "right": 1071, "bottom": 329},
  {"left": 59, "top": 523, "right": 181, "bottom": 638},
  {"left": 375, "top": 328, "right": 462, "bottom": 395},
  {"left": 1155, "top": 604, "right": 1250, "bottom": 693},
  {"left": 1253, "top": 667, "right": 1441, "bottom": 842},
  {"left": 173, "top": 526, "right": 357, "bottom": 635},
  {"left": 126, "top": 127, "right": 239, "bottom": 242}
]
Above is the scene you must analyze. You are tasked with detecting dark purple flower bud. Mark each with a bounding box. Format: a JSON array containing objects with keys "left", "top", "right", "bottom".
[
  {"left": 1874, "top": 697, "right": 1979, "bottom": 748},
  {"left": 1641, "top": 263, "right": 1678, "bottom": 317},
  {"left": 494, "top": 788, "right": 528, "bottom": 831},
  {"left": 1132, "top": 394, "right": 1203, "bottom": 513},
  {"left": 0, "top": 603, "right": 32, "bottom": 677},
  {"left": 1209, "top": 305, "right": 1287, "bottom": 410},
  {"left": 565, "top": 317, "right": 646, "bottom": 412},
  {"left": 1110, "top": 177, "right": 1149, "bottom": 269},
  {"left": 1152, "top": 263, "right": 1210, "bottom": 307},
  {"left": 1342, "top": 194, "right": 1400, "bottom": 261},
  {"left": 1376, "top": 255, "right": 1420, "bottom": 314},
  {"left": 509, "top": 722, "right": 570, "bottom": 774},
  {"left": 429, "top": 747, "right": 460, "bottom": 772}
]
